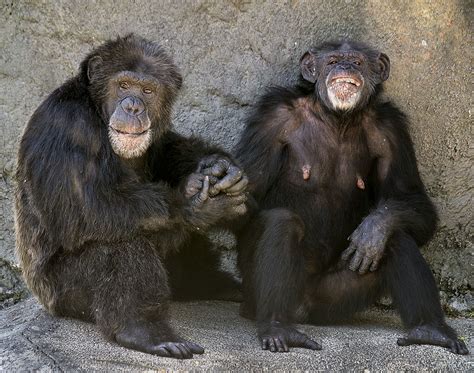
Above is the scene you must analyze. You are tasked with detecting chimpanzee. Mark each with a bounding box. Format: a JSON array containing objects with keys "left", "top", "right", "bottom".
[
  {"left": 15, "top": 34, "right": 248, "bottom": 359},
  {"left": 235, "top": 41, "right": 468, "bottom": 355}
]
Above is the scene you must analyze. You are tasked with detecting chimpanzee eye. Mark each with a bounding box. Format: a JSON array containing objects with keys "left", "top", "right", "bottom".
[
  {"left": 119, "top": 82, "right": 129, "bottom": 90},
  {"left": 354, "top": 60, "right": 361, "bottom": 66},
  {"left": 328, "top": 60, "right": 337, "bottom": 65},
  {"left": 143, "top": 87, "right": 153, "bottom": 94}
]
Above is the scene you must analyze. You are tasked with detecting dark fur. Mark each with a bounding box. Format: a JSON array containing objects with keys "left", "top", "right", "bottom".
[
  {"left": 15, "top": 34, "right": 242, "bottom": 359},
  {"left": 235, "top": 41, "right": 468, "bottom": 354}
]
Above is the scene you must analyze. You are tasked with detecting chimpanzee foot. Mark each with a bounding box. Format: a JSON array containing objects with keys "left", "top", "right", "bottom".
[
  {"left": 397, "top": 325, "right": 469, "bottom": 355},
  {"left": 258, "top": 321, "right": 321, "bottom": 352},
  {"left": 115, "top": 321, "right": 204, "bottom": 359},
  {"left": 148, "top": 340, "right": 204, "bottom": 359}
]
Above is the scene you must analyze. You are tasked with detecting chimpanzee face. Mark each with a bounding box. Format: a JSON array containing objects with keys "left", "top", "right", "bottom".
[
  {"left": 85, "top": 37, "right": 182, "bottom": 159},
  {"left": 103, "top": 71, "right": 162, "bottom": 159},
  {"left": 323, "top": 50, "right": 366, "bottom": 110},
  {"left": 300, "top": 42, "right": 390, "bottom": 111}
]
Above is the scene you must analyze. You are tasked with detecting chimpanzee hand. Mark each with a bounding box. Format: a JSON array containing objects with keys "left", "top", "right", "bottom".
[
  {"left": 341, "top": 213, "right": 390, "bottom": 274},
  {"left": 183, "top": 172, "right": 247, "bottom": 229},
  {"left": 197, "top": 155, "right": 248, "bottom": 197}
]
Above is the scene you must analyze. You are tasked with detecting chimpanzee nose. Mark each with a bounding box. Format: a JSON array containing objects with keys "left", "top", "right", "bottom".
[
  {"left": 339, "top": 63, "right": 351, "bottom": 70},
  {"left": 121, "top": 97, "right": 145, "bottom": 116}
]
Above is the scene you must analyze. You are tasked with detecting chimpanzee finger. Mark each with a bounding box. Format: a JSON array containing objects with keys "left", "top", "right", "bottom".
[
  {"left": 187, "top": 173, "right": 204, "bottom": 187},
  {"left": 224, "top": 175, "right": 249, "bottom": 195},
  {"left": 197, "top": 155, "right": 218, "bottom": 172},
  {"left": 349, "top": 251, "right": 364, "bottom": 272},
  {"left": 347, "top": 228, "right": 359, "bottom": 241},
  {"left": 213, "top": 165, "right": 243, "bottom": 192},
  {"left": 202, "top": 161, "right": 235, "bottom": 184},
  {"left": 370, "top": 255, "right": 382, "bottom": 272},
  {"left": 208, "top": 175, "right": 218, "bottom": 184},
  {"left": 358, "top": 256, "right": 372, "bottom": 274},
  {"left": 341, "top": 242, "right": 357, "bottom": 261},
  {"left": 208, "top": 185, "right": 220, "bottom": 197},
  {"left": 200, "top": 167, "right": 216, "bottom": 178},
  {"left": 185, "top": 174, "right": 205, "bottom": 199},
  {"left": 197, "top": 176, "right": 209, "bottom": 204},
  {"left": 211, "top": 158, "right": 231, "bottom": 177}
]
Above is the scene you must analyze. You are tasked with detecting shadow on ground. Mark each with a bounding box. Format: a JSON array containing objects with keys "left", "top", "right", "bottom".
[{"left": 1, "top": 298, "right": 472, "bottom": 371}]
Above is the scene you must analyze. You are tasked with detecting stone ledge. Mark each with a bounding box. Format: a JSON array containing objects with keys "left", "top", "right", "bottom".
[{"left": 1, "top": 298, "right": 472, "bottom": 371}]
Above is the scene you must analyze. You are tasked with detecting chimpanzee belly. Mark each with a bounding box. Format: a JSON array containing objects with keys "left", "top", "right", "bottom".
[{"left": 261, "top": 145, "right": 373, "bottom": 267}]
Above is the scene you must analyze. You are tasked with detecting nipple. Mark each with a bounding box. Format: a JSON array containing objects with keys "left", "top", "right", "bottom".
[
  {"left": 356, "top": 175, "right": 365, "bottom": 190},
  {"left": 302, "top": 164, "right": 311, "bottom": 180}
]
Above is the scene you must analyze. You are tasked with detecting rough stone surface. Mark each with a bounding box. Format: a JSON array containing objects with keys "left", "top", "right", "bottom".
[
  {"left": 0, "top": 0, "right": 472, "bottom": 312},
  {"left": 1, "top": 298, "right": 473, "bottom": 371}
]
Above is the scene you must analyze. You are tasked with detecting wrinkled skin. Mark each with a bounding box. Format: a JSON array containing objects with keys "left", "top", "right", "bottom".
[
  {"left": 258, "top": 321, "right": 321, "bottom": 353},
  {"left": 342, "top": 212, "right": 391, "bottom": 274},
  {"left": 184, "top": 155, "right": 249, "bottom": 222},
  {"left": 115, "top": 320, "right": 205, "bottom": 359},
  {"left": 198, "top": 155, "right": 249, "bottom": 197},
  {"left": 397, "top": 325, "right": 469, "bottom": 355}
]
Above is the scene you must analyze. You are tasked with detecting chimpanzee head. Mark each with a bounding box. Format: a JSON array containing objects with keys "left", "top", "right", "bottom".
[
  {"left": 300, "top": 41, "right": 390, "bottom": 111},
  {"left": 81, "top": 34, "right": 182, "bottom": 159}
]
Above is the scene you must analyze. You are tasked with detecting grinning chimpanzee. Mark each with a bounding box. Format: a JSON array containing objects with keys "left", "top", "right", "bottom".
[
  {"left": 15, "top": 34, "right": 248, "bottom": 359},
  {"left": 235, "top": 41, "right": 469, "bottom": 355}
]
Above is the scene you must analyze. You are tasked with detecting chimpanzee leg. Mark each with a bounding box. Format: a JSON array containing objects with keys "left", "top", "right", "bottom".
[
  {"left": 238, "top": 208, "right": 321, "bottom": 352},
  {"left": 165, "top": 232, "right": 240, "bottom": 301},
  {"left": 54, "top": 236, "right": 204, "bottom": 359},
  {"left": 384, "top": 232, "right": 469, "bottom": 355},
  {"left": 308, "top": 232, "right": 468, "bottom": 355},
  {"left": 307, "top": 266, "right": 383, "bottom": 324}
]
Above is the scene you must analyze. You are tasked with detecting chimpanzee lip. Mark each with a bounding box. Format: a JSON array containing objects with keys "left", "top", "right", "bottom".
[
  {"left": 109, "top": 126, "right": 150, "bottom": 136},
  {"left": 330, "top": 76, "right": 362, "bottom": 87}
]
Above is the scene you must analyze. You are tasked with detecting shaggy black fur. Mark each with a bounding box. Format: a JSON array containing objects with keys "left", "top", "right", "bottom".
[
  {"left": 15, "top": 34, "right": 247, "bottom": 359},
  {"left": 235, "top": 41, "right": 468, "bottom": 355}
]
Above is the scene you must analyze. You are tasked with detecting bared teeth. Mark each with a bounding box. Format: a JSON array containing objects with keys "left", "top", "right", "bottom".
[{"left": 333, "top": 78, "right": 360, "bottom": 87}]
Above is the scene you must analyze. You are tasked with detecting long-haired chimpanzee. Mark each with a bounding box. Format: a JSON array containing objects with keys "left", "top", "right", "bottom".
[
  {"left": 15, "top": 34, "right": 248, "bottom": 359},
  {"left": 235, "top": 41, "right": 468, "bottom": 355}
]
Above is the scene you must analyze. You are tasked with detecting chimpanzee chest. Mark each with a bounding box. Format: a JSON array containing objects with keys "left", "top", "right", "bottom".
[{"left": 284, "top": 121, "right": 373, "bottom": 193}]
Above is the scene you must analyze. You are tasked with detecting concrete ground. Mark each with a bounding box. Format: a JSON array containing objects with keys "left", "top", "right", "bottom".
[{"left": 0, "top": 298, "right": 472, "bottom": 371}]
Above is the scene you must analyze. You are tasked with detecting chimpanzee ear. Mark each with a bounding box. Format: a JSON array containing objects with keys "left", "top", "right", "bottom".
[
  {"left": 378, "top": 53, "right": 390, "bottom": 82},
  {"left": 87, "top": 56, "right": 103, "bottom": 81},
  {"left": 300, "top": 50, "right": 319, "bottom": 83}
]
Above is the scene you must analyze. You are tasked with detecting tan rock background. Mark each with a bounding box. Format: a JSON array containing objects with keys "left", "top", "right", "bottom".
[{"left": 0, "top": 0, "right": 472, "bottom": 311}]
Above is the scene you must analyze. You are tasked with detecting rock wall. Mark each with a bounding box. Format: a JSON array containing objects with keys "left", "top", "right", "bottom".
[{"left": 0, "top": 0, "right": 472, "bottom": 311}]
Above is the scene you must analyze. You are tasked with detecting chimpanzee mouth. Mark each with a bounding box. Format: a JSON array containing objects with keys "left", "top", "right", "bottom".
[
  {"left": 326, "top": 74, "right": 364, "bottom": 109},
  {"left": 108, "top": 125, "right": 153, "bottom": 159},
  {"left": 109, "top": 127, "right": 150, "bottom": 137},
  {"left": 329, "top": 76, "right": 362, "bottom": 87}
]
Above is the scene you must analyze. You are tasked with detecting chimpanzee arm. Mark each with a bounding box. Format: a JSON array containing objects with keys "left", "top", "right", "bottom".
[
  {"left": 343, "top": 103, "right": 438, "bottom": 273},
  {"left": 371, "top": 103, "right": 438, "bottom": 244},
  {"left": 234, "top": 88, "right": 289, "bottom": 202},
  {"left": 19, "top": 102, "right": 239, "bottom": 250}
]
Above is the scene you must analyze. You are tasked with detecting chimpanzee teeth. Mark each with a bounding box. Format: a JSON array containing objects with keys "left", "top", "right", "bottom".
[{"left": 334, "top": 78, "right": 360, "bottom": 87}]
